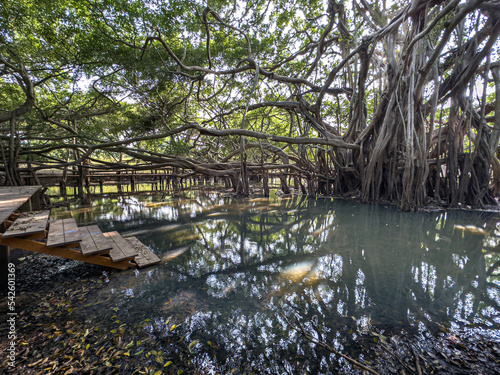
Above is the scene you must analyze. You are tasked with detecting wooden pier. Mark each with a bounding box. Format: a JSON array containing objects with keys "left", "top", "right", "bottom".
[
  {"left": 0, "top": 186, "right": 160, "bottom": 272},
  {"left": 0, "top": 186, "right": 43, "bottom": 223},
  {"left": 0, "top": 186, "right": 44, "bottom": 288}
]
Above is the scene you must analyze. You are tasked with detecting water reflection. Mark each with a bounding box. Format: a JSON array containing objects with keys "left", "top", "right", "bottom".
[{"left": 56, "top": 194, "right": 500, "bottom": 373}]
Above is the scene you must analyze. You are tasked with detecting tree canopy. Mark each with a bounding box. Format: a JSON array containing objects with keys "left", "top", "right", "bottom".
[{"left": 1, "top": 0, "right": 500, "bottom": 210}]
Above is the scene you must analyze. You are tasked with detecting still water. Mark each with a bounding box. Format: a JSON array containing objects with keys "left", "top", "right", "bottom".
[{"left": 53, "top": 192, "right": 500, "bottom": 373}]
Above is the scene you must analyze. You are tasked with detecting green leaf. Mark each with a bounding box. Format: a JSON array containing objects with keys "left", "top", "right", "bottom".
[
  {"left": 125, "top": 341, "right": 134, "bottom": 349},
  {"left": 188, "top": 340, "right": 199, "bottom": 352}
]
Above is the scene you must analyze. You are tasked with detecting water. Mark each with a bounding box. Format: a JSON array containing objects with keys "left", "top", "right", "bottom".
[{"left": 51, "top": 193, "right": 500, "bottom": 373}]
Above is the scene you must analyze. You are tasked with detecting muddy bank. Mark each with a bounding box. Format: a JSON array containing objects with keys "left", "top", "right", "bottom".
[{"left": 0, "top": 251, "right": 221, "bottom": 374}]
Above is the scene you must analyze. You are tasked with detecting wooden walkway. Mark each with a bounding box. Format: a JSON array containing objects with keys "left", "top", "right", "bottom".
[
  {"left": 79, "top": 225, "right": 113, "bottom": 255},
  {"left": 103, "top": 231, "right": 139, "bottom": 262},
  {"left": 126, "top": 236, "right": 161, "bottom": 268},
  {"left": 47, "top": 218, "right": 82, "bottom": 247},
  {"left": 0, "top": 186, "right": 42, "bottom": 226},
  {"left": 0, "top": 189, "right": 161, "bottom": 270},
  {"left": 3, "top": 211, "right": 50, "bottom": 238}
]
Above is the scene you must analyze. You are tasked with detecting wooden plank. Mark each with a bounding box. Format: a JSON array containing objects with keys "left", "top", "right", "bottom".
[
  {"left": 46, "top": 218, "right": 82, "bottom": 247},
  {"left": 46, "top": 219, "right": 64, "bottom": 246},
  {"left": 63, "top": 218, "right": 81, "bottom": 243},
  {"left": 0, "top": 234, "right": 133, "bottom": 270},
  {"left": 126, "top": 236, "right": 161, "bottom": 268},
  {"left": 79, "top": 225, "right": 113, "bottom": 255},
  {"left": 3, "top": 210, "right": 50, "bottom": 238},
  {"left": 103, "top": 231, "right": 138, "bottom": 262},
  {"left": 0, "top": 186, "right": 42, "bottom": 226}
]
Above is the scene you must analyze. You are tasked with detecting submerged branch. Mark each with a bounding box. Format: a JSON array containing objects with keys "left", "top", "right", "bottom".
[{"left": 280, "top": 312, "right": 380, "bottom": 375}]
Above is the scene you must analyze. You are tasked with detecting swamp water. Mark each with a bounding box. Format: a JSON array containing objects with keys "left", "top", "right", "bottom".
[{"left": 52, "top": 194, "right": 499, "bottom": 373}]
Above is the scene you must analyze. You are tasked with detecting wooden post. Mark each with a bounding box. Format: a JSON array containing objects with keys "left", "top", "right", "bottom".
[
  {"left": 130, "top": 175, "right": 136, "bottom": 192},
  {"left": 77, "top": 162, "right": 86, "bottom": 197},
  {"left": 30, "top": 190, "right": 41, "bottom": 210},
  {"left": 85, "top": 165, "right": 90, "bottom": 193},
  {"left": 60, "top": 181, "right": 67, "bottom": 197},
  {"left": 81, "top": 193, "right": 91, "bottom": 206},
  {"left": 263, "top": 171, "right": 270, "bottom": 197}
]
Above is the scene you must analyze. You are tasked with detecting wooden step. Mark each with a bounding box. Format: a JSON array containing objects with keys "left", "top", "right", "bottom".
[
  {"left": 3, "top": 210, "right": 50, "bottom": 238},
  {"left": 103, "top": 231, "right": 139, "bottom": 262},
  {"left": 126, "top": 236, "right": 161, "bottom": 268},
  {"left": 79, "top": 225, "right": 113, "bottom": 255},
  {"left": 46, "top": 218, "right": 81, "bottom": 247},
  {"left": 0, "top": 234, "right": 133, "bottom": 270}
]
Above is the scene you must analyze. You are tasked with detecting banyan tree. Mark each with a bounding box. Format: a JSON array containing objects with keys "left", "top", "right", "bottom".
[{"left": 1, "top": 0, "right": 500, "bottom": 211}]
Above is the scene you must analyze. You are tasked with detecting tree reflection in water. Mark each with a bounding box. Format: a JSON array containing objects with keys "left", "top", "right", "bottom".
[{"left": 75, "top": 195, "right": 500, "bottom": 373}]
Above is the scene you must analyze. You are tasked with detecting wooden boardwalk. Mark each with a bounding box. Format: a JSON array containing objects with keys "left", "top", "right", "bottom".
[
  {"left": 46, "top": 218, "right": 82, "bottom": 247},
  {"left": 3, "top": 210, "right": 50, "bottom": 238},
  {"left": 103, "top": 231, "right": 139, "bottom": 262},
  {"left": 79, "top": 225, "right": 113, "bottom": 255},
  {"left": 126, "top": 236, "right": 161, "bottom": 268},
  {"left": 0, "top": 186, "right": 161, "bottom": 270},
  {"left": 0, "top": 186, "right": 42, "bottom": 225},
  {"left": 0, "top": 234, "right": 133, "bottom": 270}
]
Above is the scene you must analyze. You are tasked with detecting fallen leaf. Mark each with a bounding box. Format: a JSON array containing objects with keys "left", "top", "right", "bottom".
[{"left": 188, "top": 340, "right": 199, "bottom": 352}]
